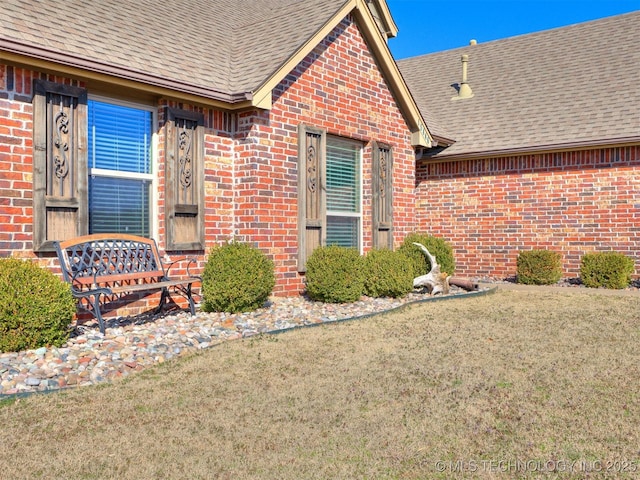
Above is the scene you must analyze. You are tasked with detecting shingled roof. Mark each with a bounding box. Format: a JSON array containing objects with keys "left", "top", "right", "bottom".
[
  {"left": 398, "top": 11, "right": 640, "bottom": 159},
  {"left": 0, "top": 0, "right": 345, "bottom": 103},
  {"left": 0, "top": 0, "right": 432, "bottom": 146}
]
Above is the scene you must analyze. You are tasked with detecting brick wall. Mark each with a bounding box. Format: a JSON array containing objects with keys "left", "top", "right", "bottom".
[
  {"left": 0, "top": 13, "right": 418, "bottom": 316},
  {"left": 232, "top": 16, "right": 416, "bottom": 295},
  {"left": 0, "top": 65, "right": 33, "bottom": 257},
  {"left": 416, "top": 147, "right": 640, "bottom": 280}
]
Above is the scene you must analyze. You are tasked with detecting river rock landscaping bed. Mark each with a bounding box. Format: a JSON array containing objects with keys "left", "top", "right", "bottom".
[{"left": 1, "top": 287, "right": 492, "bottom": 397}]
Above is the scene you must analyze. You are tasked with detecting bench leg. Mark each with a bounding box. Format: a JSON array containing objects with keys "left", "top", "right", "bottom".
[
  {"left": 155, "top": 285, "right": 196, "bottom": 317},
  {"left": 92, "top": 293, "right": 107, "bottom": 335},
  {"left": 155, "top": 288, "right": 169, "bottom": 315},
  {"left": 186, "top": 283, "right": 196, "bottom": 316}
]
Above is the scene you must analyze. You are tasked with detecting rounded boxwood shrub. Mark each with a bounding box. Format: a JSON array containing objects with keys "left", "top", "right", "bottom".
[
  {"left": 304, "top": 245, "right": 364, "bottom": 303},
  {"left": 0, "top": 258, "right": 75, "bottom": 353},
  {"left": 580, "top": 252, "right": 635, "bottom": 289},
  {"left": 516, "top": 249, "right": 563, "bottom": 285},
  {"left": 201, "top": 241, "right": 275, "bottom": 313},
  {"left": 363, "top": 248, "right": 414, "bottom": 298},
  {"left": 397, "top": 233, "right": 456, "bottom": 278}
]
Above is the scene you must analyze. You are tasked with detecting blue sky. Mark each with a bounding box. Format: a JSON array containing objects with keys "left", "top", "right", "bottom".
[{"left": 386, "top": 0, "right": 640, "bottom": 59}]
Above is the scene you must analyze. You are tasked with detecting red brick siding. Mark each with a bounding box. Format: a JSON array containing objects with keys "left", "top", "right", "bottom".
[
  {"left": 0, "top": 65, "right": 32, "bottom": 257},
  {"left": 416, "top": 147, "right": 640, "bottom": 279},
  {"left": 233, "top": 16, "right": 416, "bottom": 295},
  {"left": 0, "top": 14, "right": 418, "bottom": 315}
]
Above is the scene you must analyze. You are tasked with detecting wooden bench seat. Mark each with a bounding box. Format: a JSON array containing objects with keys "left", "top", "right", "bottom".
[{"left": 54, "top": 234, "right": 201, "bottom": 334}]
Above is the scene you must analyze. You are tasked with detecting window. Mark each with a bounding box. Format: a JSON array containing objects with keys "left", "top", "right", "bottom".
[
  {"left": 298, "top": 124, "right": 394, "bottom": 270},
  {"left": 326, "top": 137, "right": 361, "bottom": 248},
  {"left": 298, "top": 125, "right": 367, "bottom": 271},
  {"left": 88, "top": 100, "right": 154, "bottom": 236},
  {"left": 33, "top": 80, "right": 205, "bottom": 252}
]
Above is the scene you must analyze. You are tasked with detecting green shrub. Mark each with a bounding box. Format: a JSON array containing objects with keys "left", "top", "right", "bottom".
[
  {"left": 0, "top": 258, "right": 75, "bottom": 353},
  {"left": 363, "top": 249, "right": 414, "bottom": 298},
  {"left": 305, "top": 245, "right": 364, "bottom": 303},
  {"left": 516, "top": 250, "right": 563, "bottom": 285},
  {"left": 580, "top": 252, "right": 635, "bottom": 289},
  {"left": 201, "top": 241, "right": 275, "bottom": 313},
  {"left": 397, "top": 233, "right": 456, "bottom": 277}
]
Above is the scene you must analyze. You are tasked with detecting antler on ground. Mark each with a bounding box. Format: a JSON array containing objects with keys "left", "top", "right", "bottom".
[{"left": 412, "top": 242, "right": 451, "bottom": 295}]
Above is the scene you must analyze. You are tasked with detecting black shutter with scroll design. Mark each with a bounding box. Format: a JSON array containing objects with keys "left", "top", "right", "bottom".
[
  {"left": 297, "top": 124, "right": 326, "bottom": 272},
  {"left": 165, "top": 107, "right": 205, "bottom": 251},
  {"left": 372, "top": 142, "right": 393, "bottom": 249},
  {"left": 32, "top": 80, "right": 88, "bottom": 252}
]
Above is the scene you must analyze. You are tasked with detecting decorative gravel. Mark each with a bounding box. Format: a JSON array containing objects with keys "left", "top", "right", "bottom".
[{"left": 0, "top": 288, "right": 489, "bottom": 397}]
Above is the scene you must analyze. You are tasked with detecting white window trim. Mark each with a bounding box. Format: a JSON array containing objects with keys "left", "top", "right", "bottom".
[
  {"left": 87, "top": 95, "right": 159, "bottom": 239},
  {"left": 89, "top": 167, "right": 154, "bottom": 181}
]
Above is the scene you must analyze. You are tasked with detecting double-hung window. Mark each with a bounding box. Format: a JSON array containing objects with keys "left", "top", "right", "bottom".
[
  {"left": 33, "top": 80, "right": 204, "bottom": 252},
  {"left": 88, "top": 99, "right": 154, "bottom": 237},
  {"left": 298, "top": 124, "right": 393, "bottom": 271},
  {"left": 298, "top": 125, "right": 366, "bottom": 271},
  {"left": 326, "top": 137, "right": 362, "bottom": 248}
]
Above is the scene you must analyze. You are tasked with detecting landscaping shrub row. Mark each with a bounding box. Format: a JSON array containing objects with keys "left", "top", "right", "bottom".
[
  {"left": 305, "top": 234, "right": 454, "bottom": 303},
  {"left": 517, "top": 249, "right": 635, "bottom": 289},
  {"left": 0, "top": 234, "right": 449, "bottom": 352},
  {"left": 201, "top": 234, "right": 454, "bottom": 307},
  {"left": 1, "top": 237, "right": 636, "bottom": 353},
  {"left": 305, "top": 245, "right": 414, "bottom": 303}
]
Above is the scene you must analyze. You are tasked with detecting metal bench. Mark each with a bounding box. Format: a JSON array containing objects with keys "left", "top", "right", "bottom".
[{"left": 54, "top": 233, "right": 200, "bottom": 334}]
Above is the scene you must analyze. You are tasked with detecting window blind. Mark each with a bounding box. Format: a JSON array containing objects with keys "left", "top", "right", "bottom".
[
  {"left": 88, "top": 101, "right": 151, "bottom": 174},
  {"left": 326, "top": 140, "right": 359, "bottom": 212},
  {"left": 89, "top": 176, "right": 151, "bottom": 236},
  {"left": 326, "top": 138, "right": 361, "bottom": 248},
  {"left": 88, "top": 100, "right": 153, "bottom": 236},
  {"left": 326, "top": 216, "right": 359, "bottom": 248}
]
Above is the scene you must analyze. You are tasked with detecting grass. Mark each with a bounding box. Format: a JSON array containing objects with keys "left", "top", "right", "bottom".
[{"left": 1, "top": 289, "right": 639, "bottom": 479}]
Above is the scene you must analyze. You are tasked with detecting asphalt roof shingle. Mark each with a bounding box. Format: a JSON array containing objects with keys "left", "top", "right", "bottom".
[
  {"left": 0, "top": 0, "right": 346, "bottom": 100},
  {"left": 397, "top": 11, "right": 640, "bottom": 158},
  {"left": 230, "top": 0, "right": 345, "bottom": 92}
]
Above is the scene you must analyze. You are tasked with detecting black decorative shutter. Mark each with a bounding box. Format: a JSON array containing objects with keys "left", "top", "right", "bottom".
[
  {"left": 165, "top": 107, "right": 205, "bottom": 251},
  {"left": 372, "top": 142, "right": 393, "bottom": 249},
  {"left": 297, "top": 124, "right": 326, "bottom": 272},
  {"left": 32, "top": 80, "right": 88, "bottom": 252}
]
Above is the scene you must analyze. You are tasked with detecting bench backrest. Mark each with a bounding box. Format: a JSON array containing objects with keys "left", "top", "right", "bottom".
[{"left": 54, "top": 234, "right": 165, "bottom": 289}]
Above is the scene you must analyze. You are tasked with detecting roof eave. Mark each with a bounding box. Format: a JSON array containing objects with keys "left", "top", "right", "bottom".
[
  {"left": 430, "top": 133, "right": 456, "bottom": 147},
  {"left": 0, "top": 39, "right": 255, "bottom": 110},
  {"left": 418, "top": 137, "right": 640, "bottom": 162},
  {"left": 353, "top": 0, "right": 432, "bottom": 147},
  {"left": 368, "top": 0, "right": 399, "bottom": 38},
  {"left": 354, "top": 0, "right": 434, "bottom": 148},
  {"left": 248, "top": 0, "right": 356, "bottom": 112}
]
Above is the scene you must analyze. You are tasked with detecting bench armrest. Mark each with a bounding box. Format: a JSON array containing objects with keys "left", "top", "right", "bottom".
[
  {"left": 164, "top": 257, "right": 201, "bottom": 280},
  {"left": 69, "top": 265, "right": 113, "bottom": 298}
]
